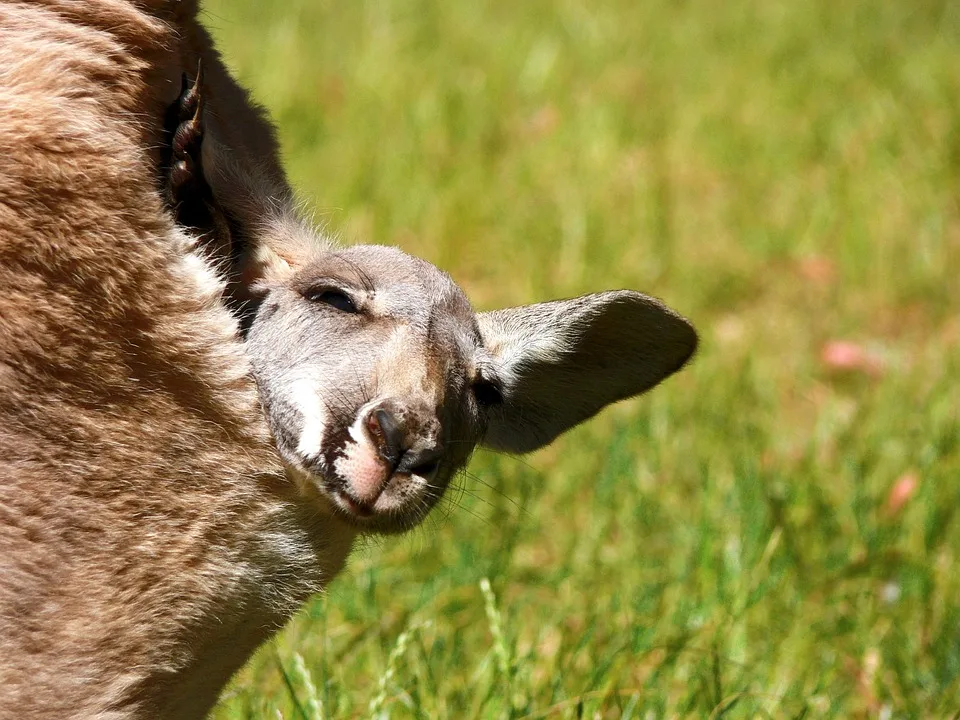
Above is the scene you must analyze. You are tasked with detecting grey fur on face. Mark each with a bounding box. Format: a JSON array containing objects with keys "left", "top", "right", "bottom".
[{"left": 246, "top": 243, "right": 698, "bottom": 535}]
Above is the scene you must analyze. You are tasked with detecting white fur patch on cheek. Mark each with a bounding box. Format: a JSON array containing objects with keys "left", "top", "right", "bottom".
[{"left": 291, "top": 378, "right": 326, "bottom": 460}]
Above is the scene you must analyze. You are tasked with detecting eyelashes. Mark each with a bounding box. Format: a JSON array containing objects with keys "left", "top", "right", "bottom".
[{"left": 304, "top": 288, "right": 358, "bottom": 314}]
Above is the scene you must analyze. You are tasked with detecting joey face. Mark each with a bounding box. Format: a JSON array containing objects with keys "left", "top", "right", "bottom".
[
  {"left": 246, "top": 245, "right": 501, "bottom": 534},
  {"left": 246, "top": 241, "right": 697, "bottom": 536}
]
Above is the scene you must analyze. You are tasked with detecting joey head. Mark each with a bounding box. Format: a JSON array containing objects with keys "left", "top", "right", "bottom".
[{"left": 245, "top": 245, "right": 697, "bottom": 534}]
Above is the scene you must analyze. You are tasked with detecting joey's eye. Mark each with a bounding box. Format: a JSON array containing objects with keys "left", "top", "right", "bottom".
[
  {"left": 473, "top": 379, "right": 503, "bottom": 408},
  {"left": 306, "top": 289, "right": 357, "bottom": 313}
]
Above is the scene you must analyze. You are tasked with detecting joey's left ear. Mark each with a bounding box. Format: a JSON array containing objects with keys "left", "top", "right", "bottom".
[
  {"left": 477, "top": 290, "right": 697, "bottom": 454},
  {"left": 200, "top": 133, "right": 324, "bottom": 292}
]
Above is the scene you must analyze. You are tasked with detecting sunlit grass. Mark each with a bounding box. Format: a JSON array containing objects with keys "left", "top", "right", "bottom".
[{"left": 204, "top": 0, "right": 960, "bottom": 716}]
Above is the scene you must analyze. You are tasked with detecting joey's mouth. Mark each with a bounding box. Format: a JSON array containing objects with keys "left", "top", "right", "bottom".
[
  {"left": 332, "top": 486, "right": 375, "bottom": 518},
  {"left": 314, "top": 465, "right": 439, "bottom": 532},
  {"left": 326, "top": 469, "right": 424, "bottom": 517},
  {"left": 290, "top": 445, "right": 442, "bottom": 532}
]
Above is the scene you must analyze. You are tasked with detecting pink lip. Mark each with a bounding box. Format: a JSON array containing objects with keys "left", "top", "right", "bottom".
[{"left": 336, "top": 489, "right": 375, "bottom": 518}]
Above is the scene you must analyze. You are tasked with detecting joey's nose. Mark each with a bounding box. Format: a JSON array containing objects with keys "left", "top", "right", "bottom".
[{"left": 365, "top": 403, "right": 441, "bottom": 477}]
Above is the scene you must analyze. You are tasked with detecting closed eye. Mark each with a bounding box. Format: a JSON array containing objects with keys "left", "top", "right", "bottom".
[{"left": 305, "top": 288, "right": 358, "bottom": 313}]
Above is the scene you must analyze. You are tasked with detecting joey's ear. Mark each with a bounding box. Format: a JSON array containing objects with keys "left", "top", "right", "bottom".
[
  {"left": 236, "top": 216, "right": 331, "bottom": 294},
  {"left": 201, "top": 134, "right": 324, "bottom": 291},
  {"left": 477, "top": 290, "right": 697, "bottom": 454},
  {"left": 239, "top": 243, "right": 295, "bottom": 293}
]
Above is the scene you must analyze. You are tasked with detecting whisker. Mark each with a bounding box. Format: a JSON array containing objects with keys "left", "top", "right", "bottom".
[{"left": 456, "top": 469, "right": 529, "bottom": 519}]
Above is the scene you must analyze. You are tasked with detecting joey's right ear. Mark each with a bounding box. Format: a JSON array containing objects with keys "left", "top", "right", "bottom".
[
  {"left": 477, "top": 290, "right": 697, "bottom": 454},
  {"left": 199, "top": 134, "right": 326, "bottom": 291}
]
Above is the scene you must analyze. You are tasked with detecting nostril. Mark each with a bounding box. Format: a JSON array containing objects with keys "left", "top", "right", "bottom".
[
  {"left": 366, "top": 411, "right": 383, "bottom": 440},
  {"left": 366, "top": 402, "right": 443, "bottom": 476},
  {"left": 408, "top": 459, "right": 439, "bottom": 477},
  {"left": 396, "top": 447, "right": 443, "bottom": 477},
  {"left": 369, "top": 407, "right": 403, "bottom": 467}
]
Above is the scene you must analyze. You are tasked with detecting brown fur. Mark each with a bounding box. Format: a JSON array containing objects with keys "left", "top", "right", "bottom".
[{"left": 0, "top": 2, "right": 352, "bottom": 717}]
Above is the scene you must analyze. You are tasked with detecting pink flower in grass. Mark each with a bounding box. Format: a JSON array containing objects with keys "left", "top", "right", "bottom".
[
  {"left": 820, "top": 340, "right": 883, "bottom": 377},
  {"left": 885, "top": 472, "right": 919, "bottom": 516}
]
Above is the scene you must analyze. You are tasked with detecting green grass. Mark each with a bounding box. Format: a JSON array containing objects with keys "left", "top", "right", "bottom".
[{"left": 202, "top": 0, "right": 960, "bottom": 716}]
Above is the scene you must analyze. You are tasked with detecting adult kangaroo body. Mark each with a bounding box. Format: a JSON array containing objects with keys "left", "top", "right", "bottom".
[
  {"left": 0, "top": 2, "right": 319, "bottom": 717},
  {"left": 0, "top": 2, "right": 696, "bottom": 718}
]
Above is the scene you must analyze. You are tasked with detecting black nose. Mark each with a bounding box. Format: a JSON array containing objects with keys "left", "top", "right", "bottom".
[{"left": 366, "top": 403, "right": 442, "bottom": 476}]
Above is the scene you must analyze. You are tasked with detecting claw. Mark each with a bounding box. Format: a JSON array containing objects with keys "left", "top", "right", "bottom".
[
  {"left": 165, "top": 61, "right": 205, "bottom": 208},
  {"left": 161, "top": 60, "right": 234, "bottom": 267},
  {"left": 176, "top": 60, "right": 204, "bottom": 124},
  {"left": 172, "top": 90, "right": 203, "bottom": 163}
]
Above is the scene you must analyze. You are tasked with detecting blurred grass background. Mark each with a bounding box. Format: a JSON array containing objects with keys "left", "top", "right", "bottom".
[{"left": 203, "top": 0, "right": 960, "bottom": 716}]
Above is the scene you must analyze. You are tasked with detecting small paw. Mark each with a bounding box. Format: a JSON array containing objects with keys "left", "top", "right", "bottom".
[
  {"left": 160, "top": 60, "right": 236, "bottom": 295},
  {"left": 165, "top": 61, "right": 206, "bottom": 209}
]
